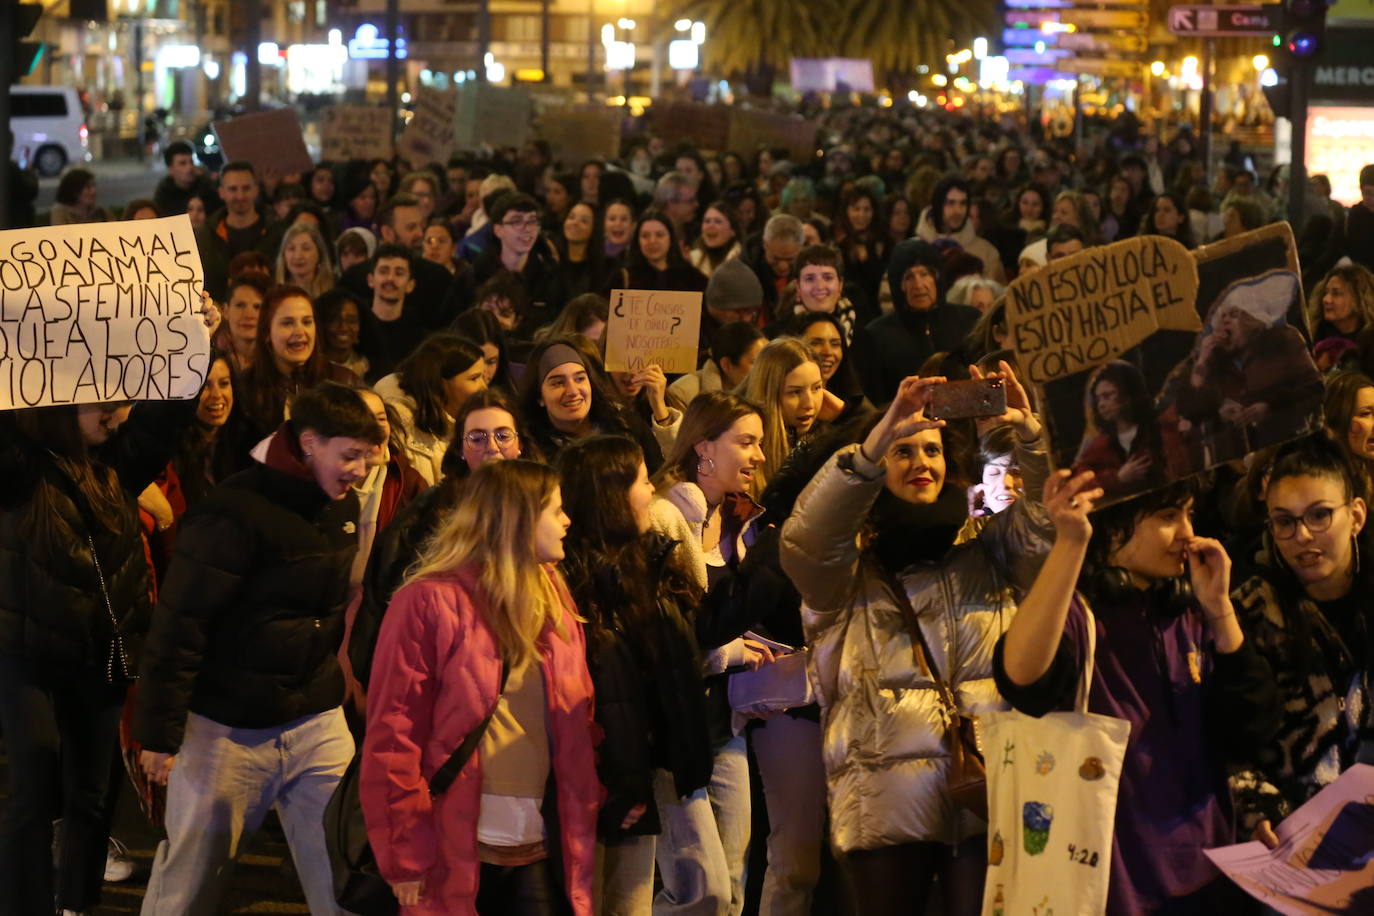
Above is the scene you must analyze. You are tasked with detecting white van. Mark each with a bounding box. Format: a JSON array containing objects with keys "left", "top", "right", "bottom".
[{"left": 10, "top": 86, "right": 91, "bottom": 177}]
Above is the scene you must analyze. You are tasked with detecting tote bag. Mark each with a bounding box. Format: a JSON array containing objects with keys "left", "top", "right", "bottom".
[{"left": 980, "top": 606, "right": 1131, "bottom": 916}]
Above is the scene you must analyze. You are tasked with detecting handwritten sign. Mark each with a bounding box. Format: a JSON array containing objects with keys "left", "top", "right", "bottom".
[
  {"left": 212, "top": 109, "right": 314, "bottom": 177},
  {"left": 1007, "top": 235, "right": 1200, "bottom": 386},
  {"left": 1205, "top": 764, "right": 1374, "bottom": 915},
  {"left": 0, "top": 216, "right": 210, "bottom": 409},
  {"left": 538, "top": 108, "right": 622, "bottom": 166},
  {"left": 729, "top": 108, "right": 820, "bottom": 164},
  {"left": 455, "top": 84, "right": 533, "bottom": 151},
  {"left": 603, "top": 289, "right": 702, "bottom": 374},
  {"left": 398, "top": 88, "right": 457, "bottom": 168},
  {"left": 320, "top": 105, "right": 393, "bottom": 161}
]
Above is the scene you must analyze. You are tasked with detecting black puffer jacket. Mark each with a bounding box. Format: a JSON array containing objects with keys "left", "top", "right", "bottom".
[
  {"left": 0, "top": 400, "right": 197, "bottom": 674},
  {"left": 133, "top": 430, "right": 359, "bottom": 752},
  {"left": 563, "top": 535, "right": 714, "bottom": 837}
]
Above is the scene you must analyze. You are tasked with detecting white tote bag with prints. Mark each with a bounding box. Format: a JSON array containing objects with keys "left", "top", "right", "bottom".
[{"left": 980, "top": 607, "right": 1132, "bottom": 916}]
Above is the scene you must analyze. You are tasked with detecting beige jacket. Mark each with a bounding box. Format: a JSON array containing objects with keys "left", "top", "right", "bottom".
[
  {"left": 915, "top": 208, "right": 1008, "bottom": 284},
  {"left": 779, "top": 439, "right": 1050, "bottom": 851}
]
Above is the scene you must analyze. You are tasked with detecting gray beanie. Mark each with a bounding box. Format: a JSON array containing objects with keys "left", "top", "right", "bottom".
[{"left": 706, "top": 258, "right": 764, "bottom": 312}]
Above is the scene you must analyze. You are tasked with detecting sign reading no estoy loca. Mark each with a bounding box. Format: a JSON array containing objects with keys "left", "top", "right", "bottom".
[
  {"left": 0, "top": 215, "right": 211, "bottom": 410},
  {"left": 603, "top": 289, "right": 702, "bottom": 374},
  {"left": 1006, "top": 235, "right": 1201, "bottom": 386}
]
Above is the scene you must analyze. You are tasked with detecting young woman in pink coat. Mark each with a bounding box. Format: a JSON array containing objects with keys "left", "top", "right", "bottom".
[{"left": 360, "top": 459, "right": 601, "bottom": 915}]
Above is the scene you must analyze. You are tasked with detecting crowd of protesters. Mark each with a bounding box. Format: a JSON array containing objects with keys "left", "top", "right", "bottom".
[{"left": 2, "top": 100, "right": 1374, "bottom": 916}]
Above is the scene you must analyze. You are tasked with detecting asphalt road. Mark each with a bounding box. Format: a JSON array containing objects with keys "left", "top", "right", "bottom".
[{"left": 34, "top": 158, "right": 169, "bottom": 215}]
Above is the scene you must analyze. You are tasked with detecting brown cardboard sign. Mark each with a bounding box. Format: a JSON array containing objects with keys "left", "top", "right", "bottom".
[
  {"left": 212, "top": 109, "right": 314, "bottom": 177},
  {"left": 538, "top": 108, "right": 622, "bottom": 166},
  {"left": 1030, "top": 224, "right": 1322, "bottom": 507},
  {"left": 1007, "top": 235, "right": 1201, "bottom": 387},
  {"left": 728, "top": 108, "right": 819, "bottom": 164},
  {"left": 398, "top": 88, "right": 457, "bottom": 168},
  {"left": 454, "top": 85, "right": 533, "bottom": 151},
  {"left": 603, "top": 289, "right": 702, "bottom": 374},
  {"left": 320, "top": 106, "right": 393, "bottom": 161},
  {"left": 651, "top": 102, "right": 732, "bottom": 153}
]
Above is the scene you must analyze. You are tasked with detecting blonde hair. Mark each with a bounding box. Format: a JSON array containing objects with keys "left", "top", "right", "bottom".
[
  {"left": 734, "top": 336, "right": 816, "bottom": 494},
  {"left": 275, "top": 223, "right": 335, "bottom": 299},
  {"left": 403, "top": 459, "right": 571, "bottom": 667}
]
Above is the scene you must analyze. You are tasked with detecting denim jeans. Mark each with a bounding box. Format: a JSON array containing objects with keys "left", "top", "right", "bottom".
[
  {"left": 0, "top": 656, "right": 125, "bottom": 914},
  {"left": 140, "top": 707, "right": 354, "bottom": 916},
  {"left": 477, "top": 858, "right": 572, "bottom": 915},
  {"left": 597, "top": 833, "right": 656, "bottom": 915},
  {"left": 653, "top": 735, "right": 751, "bottom": 916},
  {"left": 751, "top": 715, "right": 827, "bottom": 916}
]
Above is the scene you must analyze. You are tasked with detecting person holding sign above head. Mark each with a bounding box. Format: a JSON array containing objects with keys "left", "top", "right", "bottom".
[
  {"left": 1229, "top": 436, "right": 1373, "bottom": 856},
  {"left": 134, "top": 383, "right": 384, "bottom": 916},
  {"left": 0, "top": 297, "right": 220, "bottom": 916},
  {"left": 519, "top": 337, "right": 678, "bottom": 473},
  {"left": 197, "top": 160, "right": 272, "bottom": 302},
  {"left": 993, "top": 473, "right": 1279, "bottom": 915}
]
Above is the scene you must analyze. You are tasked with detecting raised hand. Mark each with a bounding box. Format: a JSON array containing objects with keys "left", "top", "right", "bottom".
[
  {"left": 970, "top": 360, "right": 1040, "bottom": 440},
  {"left": 1042, "top": 469, "right": 1101, "bottom": 545}
]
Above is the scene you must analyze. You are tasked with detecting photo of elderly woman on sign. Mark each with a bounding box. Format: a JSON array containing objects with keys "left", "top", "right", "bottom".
[{"left": 1174, "top": 270, "right": 1323, "bottom": 468}]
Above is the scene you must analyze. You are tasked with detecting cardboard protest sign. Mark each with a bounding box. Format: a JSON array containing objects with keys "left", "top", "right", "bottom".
[
  {"left": 454, "top": 85, "right": 533, "bottom": 151},
  {"left": 651, "top": 102, "right": 732, "bottom": 153},
  {"left": 1022, "top": 225, "right": 1320, "bottom": 506},
  {"left": 0, "top": 215, "right": 211, "bottom": 410},
  {"left": 212, "top": 109, "right": 314, "bottom": 177},
  {"left": 538, "top": 108, "right": 622, "bottom": 166},
  {"left": 728, "top": 108, "right": 820, "bottom": 164},
  {"left": 603, "top": 289, "right": 702, "bottom": 374},
  {"left": 1205, "top": 764, "right": 1374, "bottom": 915},
  {"left": 1006, "top": 235, "right": 1201, "bottom": 387},
  {"left": 398, "top": 88, "right": 457, "bottom": 168},
  {"left": 320, "top": 105, "right": 393, "bottom": 161}
]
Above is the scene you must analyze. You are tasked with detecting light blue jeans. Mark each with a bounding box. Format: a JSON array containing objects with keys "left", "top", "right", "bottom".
[
  {"left": 752, "top": 714, "right": 827, "bottom": 916},
  {"left": 140, "top": 707, "right": 354, "bottom": 916},
  {"left": 652, "top": 735, "right": 751, "bottom": 916}
]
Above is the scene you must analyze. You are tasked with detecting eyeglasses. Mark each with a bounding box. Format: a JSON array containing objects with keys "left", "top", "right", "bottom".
[
  {"left": 500, "top": 216, "right": 540, "bottom": 230},
  {"left": 1267, "top": 504, "right": 1347, "bottom": 540},
  {"left": 464, "top": 428, "right": 518, "bottom": 447}
]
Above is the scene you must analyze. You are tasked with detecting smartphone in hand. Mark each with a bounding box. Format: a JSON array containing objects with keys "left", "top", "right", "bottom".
[{"left": 927, "top": 377, "right": 1007, "bottom": 421}]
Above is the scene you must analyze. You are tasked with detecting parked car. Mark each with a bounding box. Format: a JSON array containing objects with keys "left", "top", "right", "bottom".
[{"left": 10, "top": 85, "right": 91, "bottom": 177}]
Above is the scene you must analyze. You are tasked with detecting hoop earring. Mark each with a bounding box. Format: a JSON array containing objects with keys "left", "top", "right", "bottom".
[{"left": 697, "top": 456, "right": 717, "bottom": 478}]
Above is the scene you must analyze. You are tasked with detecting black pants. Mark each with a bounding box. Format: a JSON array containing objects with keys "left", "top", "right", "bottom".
[
  {"left": 476, "top": 858, "right": 573, "bottom": 916},
  {"left": 0, "top": 655, "right": 125, "bottom": 914},
  {"left": 844, "top": 835, "right": 987, "bottom": 916}
]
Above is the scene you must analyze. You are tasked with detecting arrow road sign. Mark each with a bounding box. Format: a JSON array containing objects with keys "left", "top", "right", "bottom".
[
  {"left": 1167, "top": 4, "right": 1282, "bottom": 36},
  {"left": 1061, "top": 8, "right": 1150, "bottom": 29}
]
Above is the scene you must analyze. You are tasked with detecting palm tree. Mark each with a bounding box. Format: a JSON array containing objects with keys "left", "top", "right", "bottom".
[
  {"left": 666, "top": 0, "right": 840, "bottom": 76},
  {"left": 842, "top": 0, "right": 998, "bottom": 84}
]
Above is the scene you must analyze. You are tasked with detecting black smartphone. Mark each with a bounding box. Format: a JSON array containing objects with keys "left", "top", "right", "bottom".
[{"left": 927, "top": 377, "right": 1007, "bottom": 421}]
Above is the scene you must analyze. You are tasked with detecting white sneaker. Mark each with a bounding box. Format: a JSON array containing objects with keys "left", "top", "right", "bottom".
[{"left": 103, "top": 836, "right": 135, "bottom": 883}]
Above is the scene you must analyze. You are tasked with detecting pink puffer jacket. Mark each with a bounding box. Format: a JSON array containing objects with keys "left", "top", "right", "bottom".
[{"left": 360, "top": 564, "right": 600, "bottom": 915}]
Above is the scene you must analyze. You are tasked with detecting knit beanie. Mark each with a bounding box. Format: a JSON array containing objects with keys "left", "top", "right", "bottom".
[{"left": 706, "top": 258, "right": 764, "bottom": 312}]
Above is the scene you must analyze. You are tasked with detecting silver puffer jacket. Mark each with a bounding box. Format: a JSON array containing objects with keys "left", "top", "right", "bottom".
[{"left": 779, "top": 439, "right": 1051, "bottom": 852}]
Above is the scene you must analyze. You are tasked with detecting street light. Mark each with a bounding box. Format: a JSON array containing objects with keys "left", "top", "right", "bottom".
[
  {"left": 1150, "top": 60, "right": 1165, "bottom": 76},
  {"left": 1252, "top": 53, "right": 1270, "bottom": 71}
]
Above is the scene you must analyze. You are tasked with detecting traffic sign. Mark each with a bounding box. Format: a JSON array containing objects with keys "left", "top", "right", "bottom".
[
  {"left": 1056, "top": 31, "right": 1150, "bottom": 53},
  {"left": 1060, "top": 8, "right": 1149, "bottom": 28},
  {"left": 1006, "top": 47, "right": 1073, "bottom": 64},
  {"left": 1005, "top": 10, "right": 1061, "bottom": 26},
  {"left": 1167, "top": 4, "right": 1282, "bottom": 36},
  {"left": 1060, "top": 56, "right": 1145, "bottom": 77}
]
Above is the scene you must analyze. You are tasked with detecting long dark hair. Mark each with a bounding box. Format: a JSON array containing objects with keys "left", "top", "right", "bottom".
[
  {"left": 519, "top": 335, "right": 635, "bottom": 459},
  {"left": 241, "top": 285, "right": 329, "bottom": 430},
  {"left": 9, "top": 405, "right": 129, "bottom": 544},
  {"left": 451, "top": 308, "right": 514, "bottom": 393},
  {"left": 1084, "top": 360, "right": 1161, "bottom": 455},
  {"left": 556, "top": 435, "right": 700, "bottom": 655},
  {"left": 397, "top": 333, "right": 485, "bottom": 439},
  {"left": 625, "top": 209, "right": 690, "bottom": 275},
  {"left": 173, "top": 352, "right": 239, "bottom": 506},
  {"left": 783, "top": 311, "right": 864, "bottom": 404}
]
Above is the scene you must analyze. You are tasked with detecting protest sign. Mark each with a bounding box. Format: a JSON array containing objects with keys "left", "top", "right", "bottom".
[
  {"left": 603, "top": 289, "right": 702, "bottom": 374},
  {"left": 398, "top": 87, "right": 457, "bottom": 168},
  {"left": 1006, "top": 235, "right": 1200, "bottom": 387},
  {"left": 320, "top": 105, "right": 393, "bottom": 161},
  {"left": 728, "top": 108, "right": 820, "bottom": 164},
  {"left": 212, "top": 109, "right": 314, "bottom": 177},
  {"left": 538, "top": 108, "right": 622, "bottom": 166},
  {"left": 454, "top": 84, "right": 533, "bottom": 151},
  {"left": 1023, "top": 225, "right": 1320, "bottom": 506},
  {"left": 1205, "top": 764, "right": 1374, "bottom": 915},
  {"left": 651, "top": 102, "right": 732, "bottom": 153},
  {"left": 0, "top": 215, "right": 211, "bottom": 410}
]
